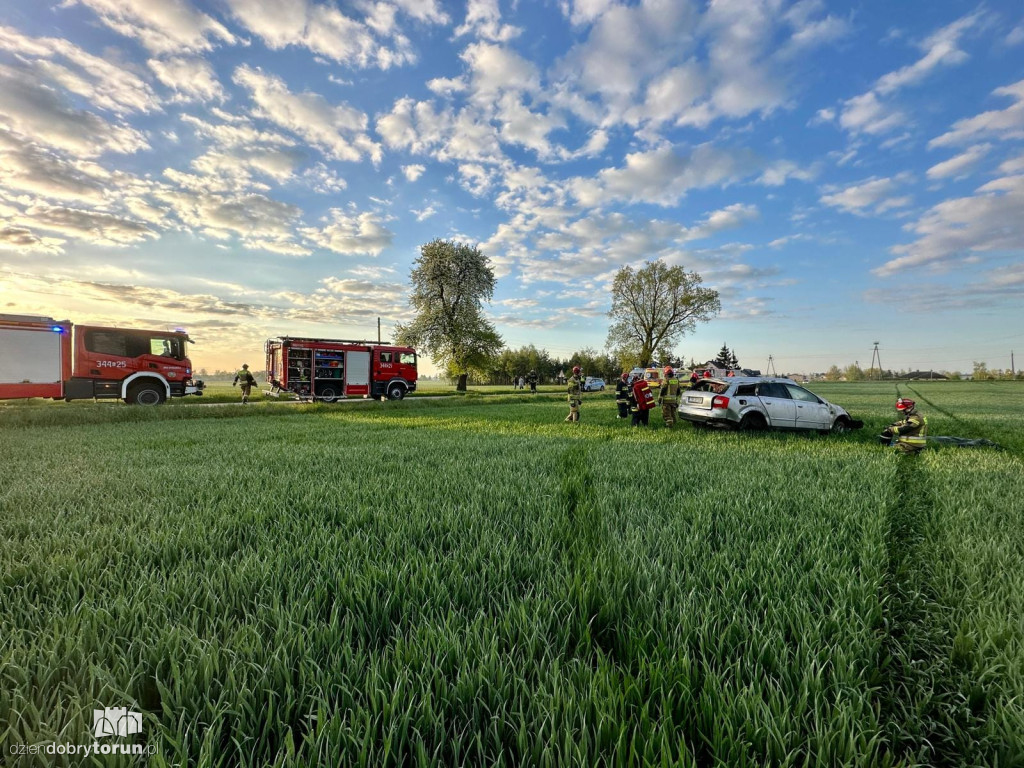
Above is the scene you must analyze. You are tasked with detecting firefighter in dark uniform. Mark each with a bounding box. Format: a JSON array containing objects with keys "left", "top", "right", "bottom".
[
  {"left": 233, "top": 363, "right": 256, "bottom": 404},
  {"left": 881, "top": 397, "right": 928, "bottom": 453},
  {"left": 565, "top": 365, "right": 583, "bottom": 423},
  {"left": 614, "top": 372, "right": 630, "bottom": 418},
  {"left": 628, "top": 375, "right": 650, "bottom": 427},
  {"left": 527, "top": 369, "right": 538, "bottom": 394},
  {"left": 658, "top": 366, "right": 681, "bottom": 427}
]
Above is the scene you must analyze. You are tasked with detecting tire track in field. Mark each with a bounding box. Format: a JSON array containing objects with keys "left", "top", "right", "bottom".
[{"left": 878, "top": 453, "right": 993, "bottom": 766}]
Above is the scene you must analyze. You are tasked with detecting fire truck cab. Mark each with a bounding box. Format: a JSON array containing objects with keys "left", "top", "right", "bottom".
[
  {"left": 265, "top": 336, "right": 417, "bottom": 401},
  {"left": 0, "top": 314, "right": 204, "bottom": 405}
]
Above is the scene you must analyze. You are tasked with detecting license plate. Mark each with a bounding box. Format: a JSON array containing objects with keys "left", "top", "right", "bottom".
[{"left": 687, "top": 396, "right": 702, "bottom": 403}]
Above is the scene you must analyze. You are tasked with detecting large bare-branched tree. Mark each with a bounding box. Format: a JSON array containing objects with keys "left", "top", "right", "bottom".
[
  {"left": 606, "top": 260, "right": 720, "bottom": 367},
  {"left": 395, "top": 239, "right": 503, "bottom": 391}
]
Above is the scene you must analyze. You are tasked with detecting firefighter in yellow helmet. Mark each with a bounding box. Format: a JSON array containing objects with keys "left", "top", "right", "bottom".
[
  {"left": 881, "top": 397, "right": 927, "bottom": 453},
  {"left": 658, "top": 366, "right": 681, "bottom": 427}
]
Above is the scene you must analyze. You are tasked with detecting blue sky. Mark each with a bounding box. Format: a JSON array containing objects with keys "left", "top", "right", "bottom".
[{"left": 0, "top": 0, "right": 1022, "bottom": 374}]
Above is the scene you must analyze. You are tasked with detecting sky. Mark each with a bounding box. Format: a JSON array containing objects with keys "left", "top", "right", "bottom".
[{"left": 0, "top": 0, "right": 1022, "bottom": 376}]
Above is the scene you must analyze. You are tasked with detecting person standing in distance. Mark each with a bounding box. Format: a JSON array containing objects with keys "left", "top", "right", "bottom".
[
  {"left": 658, "top": 366, "right": 681, "bottom": 427},
  {"left": 527, "top": 369, "right": 538, "bottom": 394},
  {"left": 565, "top": 365, "right": 583, "bottom": 423},
  {"left": 614, "top": 372, "right": 630, "bottom": 418},
  {"left": 233, "top": 363, "right": 256, "bottom": 404}
]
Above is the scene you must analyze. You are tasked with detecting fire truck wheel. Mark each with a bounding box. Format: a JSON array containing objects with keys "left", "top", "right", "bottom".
[
  {"left": 319, "top": 386, "right": 339, "bottom": 403},
  {"left": 127, "top": 381, "right": 166, "bottom": 406},
  {"left": 387, "top": 383, "right": 406, "bottom": 400}
]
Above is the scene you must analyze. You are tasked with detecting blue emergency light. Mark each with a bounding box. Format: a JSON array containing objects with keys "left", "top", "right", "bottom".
[{"left": 51, "top": 325, "right": 64, "bottom": 333}]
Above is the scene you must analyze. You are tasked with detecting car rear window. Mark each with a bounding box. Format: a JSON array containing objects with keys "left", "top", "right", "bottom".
[{"left": 735, "top": 384, "right": 756, "bottom": 396}]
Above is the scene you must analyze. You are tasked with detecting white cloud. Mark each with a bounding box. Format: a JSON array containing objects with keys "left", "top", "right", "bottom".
[
  {"left": 302, "top": 210, "right": 394, "bottom": 255},
  {"left": 68, "top": 0, "right": 236, "bottom": 54},
  {"left": 0, "top": 25, "right": 158, "bottom": 114},
  {"left": 874, "top": 12, "right": 980, "bottom": 95},
  {"left": 0, "top": 64, "right": 148, "bottom": 157},
  {"left": 569, "top": 144, "right": 754, "bottom": 207},
  {"left": 926, "top": 143, "right": 991, "bottom": 180},
  {"left": 0, "top": 130, "right": 111, "bottom": 202},
  {"left": 18, "top": 203, "right": 155, "bottom": 247},
  {"left": 929, "top": 79, "right": 1024, "bottom": 147},
  {"left": 426, "top": 76, "right": 466, "bottom": 95},
  {"left": 454, "top": 0, "right": 522, "bottom": 42},
  {"left": 224, "top": 0, "right": 426, "bottom": 69},
  {"left": 839, "top": 91, "right": 905, "bottom": 135},
  {"left": 461, "top": 42, "right": 539, "bottom": 97},
  {"left": 820, "top": 175, "right": 912, "bottom": 215},
  {"left": 148, "top": 56, "right": 224, "bottom": 102},
  {"left": 0, "top": 225, "right": 64, "bottom": 254},
  {"left": 875, "top": 174, "right": 1024, "bottom": 276},
  {"left": 233, "top": 66, "right": 380, "bottom": 163},
  {"left": 401, "top": 164, "right": 426, "bottom": 181},
  {"left": 412, "top": 205, "right": 437, "bottom": 221}
]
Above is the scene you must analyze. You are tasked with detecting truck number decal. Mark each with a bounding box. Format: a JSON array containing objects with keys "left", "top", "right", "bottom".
[{"left": 97, "top": 360, "right": 128, "bottom": 368}]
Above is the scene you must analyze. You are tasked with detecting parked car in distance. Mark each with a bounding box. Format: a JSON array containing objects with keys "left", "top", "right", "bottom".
[
  {"left": 583, "top": 377, "right": 606, "bottom": 392},
  {"left": 677, "top": 377, "right": 863, "bottom": 433}
]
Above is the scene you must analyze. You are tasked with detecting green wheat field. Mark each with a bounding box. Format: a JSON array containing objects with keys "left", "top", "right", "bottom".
[{"left": 1, "top": 382, "right": 1022, "bottom": 767}]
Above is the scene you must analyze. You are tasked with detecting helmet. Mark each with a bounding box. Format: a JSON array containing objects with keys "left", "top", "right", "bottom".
[
  {"left": 896, "top": 397, "right": 915, "bottom": 412},
  {"left": 621, "top": 372, "right": 628, "bottom": 380},
  {"left": 242, "top": 363, "right": 249, "bottom": 369},
  {"left": 664, "top": 366, "right": 674, "bottom": 376},
  {"left": 572, "top": 366, "right": 581, "bottom": 375}
]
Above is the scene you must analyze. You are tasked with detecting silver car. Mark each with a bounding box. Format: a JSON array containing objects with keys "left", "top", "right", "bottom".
[{"left": 677, "top": 377, "right": 862, "bottom": 433}]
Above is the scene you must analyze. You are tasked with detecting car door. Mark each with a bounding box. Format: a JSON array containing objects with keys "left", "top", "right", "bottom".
[
  {"left": 755, "top": 382, "right": 796, "bottom": 428},
  {"left": 786, "top": 384, "right": 831, "bottom": 430}
]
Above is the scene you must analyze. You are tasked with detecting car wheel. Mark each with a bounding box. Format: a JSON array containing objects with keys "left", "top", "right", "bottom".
[
  {"left": 387, "top": 383, "right": 406, "bottom": 400},
  {"left": 127, "top": 382, "right": 166, "bottom": 406},
  {"left": 739, "top": 412, "right": 767, "bottom": 431},
  {"left": 319, "top": 386, "right": 339, "bottom": 403},
  {"left": 831, "top": 416, "right": 851, "bottom": 434}
]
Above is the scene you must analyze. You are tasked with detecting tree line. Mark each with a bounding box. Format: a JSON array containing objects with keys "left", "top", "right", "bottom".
[{"left": 396, "top": 239, "right": 721, "bottom": 391}]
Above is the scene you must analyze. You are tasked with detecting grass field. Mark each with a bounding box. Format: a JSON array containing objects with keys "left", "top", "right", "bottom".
[{"left": 1, "top": 382, "right": 1022, "bottom": 766}]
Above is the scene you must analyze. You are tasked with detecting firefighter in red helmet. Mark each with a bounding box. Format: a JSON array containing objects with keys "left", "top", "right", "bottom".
[
  {"left": 658, "top": 366, "right": 681, "bottom": 427},
  {"left": 881, "top": 397, "right": 928, "bottom": 453},
  {"left": 565, "top": 365, "right": 583, "bottom": 423}
]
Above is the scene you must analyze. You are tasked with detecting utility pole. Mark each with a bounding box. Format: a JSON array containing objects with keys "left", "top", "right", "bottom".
[
  {"left": 767, "top": 355, "right": 777, "bottom": 376},
  {"left": 870, "top": 342, "right": 882, "bottom": 380},
  {"left": 1012, "top": 350, "right": 1015, "bottom": 377},
  {"left": 377, "top": 317, "right": 381, "bottom": 344}
]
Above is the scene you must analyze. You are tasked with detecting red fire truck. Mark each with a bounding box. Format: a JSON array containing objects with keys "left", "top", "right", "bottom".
[
  {"left": 0, "top": 314, "right": 204, "bottom": 405},
  {"left": 265, "top": 336, "right": 417, "bottom": 401}
]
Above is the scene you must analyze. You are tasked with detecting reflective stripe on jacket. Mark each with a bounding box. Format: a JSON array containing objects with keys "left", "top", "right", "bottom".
[
  {"left": 659, "top": 377, "right": 681, "bottom": 404},
  {"left": 567, "top": 376, "right": 582, "bottom": 402}
]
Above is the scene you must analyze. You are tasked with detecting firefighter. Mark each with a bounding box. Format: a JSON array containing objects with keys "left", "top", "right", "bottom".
[
  {"left": 527, "top": 369, "right": 538, "bottom": 394},
  {"left": 658, "top": 366, "right": 681, "bottom": 427},
  {"left": 614, "top": 372, "right": 630, "bottom": 418},
  {"left": 565, "top": 366, "right": 583, "bottom": 423},
  {"left": 628, "top": 375, "right": 651, "bottom": 427},
  {"left": 881, "top": 397, "right": 928, "bottom": 453},
  {"left": 233, "top": 363, "right": 256, "bottom": 404},
  {"left": 689, "top": 370, "right": 699, "bottom": 388}
]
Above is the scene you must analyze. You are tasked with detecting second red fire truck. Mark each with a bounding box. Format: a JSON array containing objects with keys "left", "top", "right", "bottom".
[{"left": 265, "top": 336, "right": 417, "bottom": 401}]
